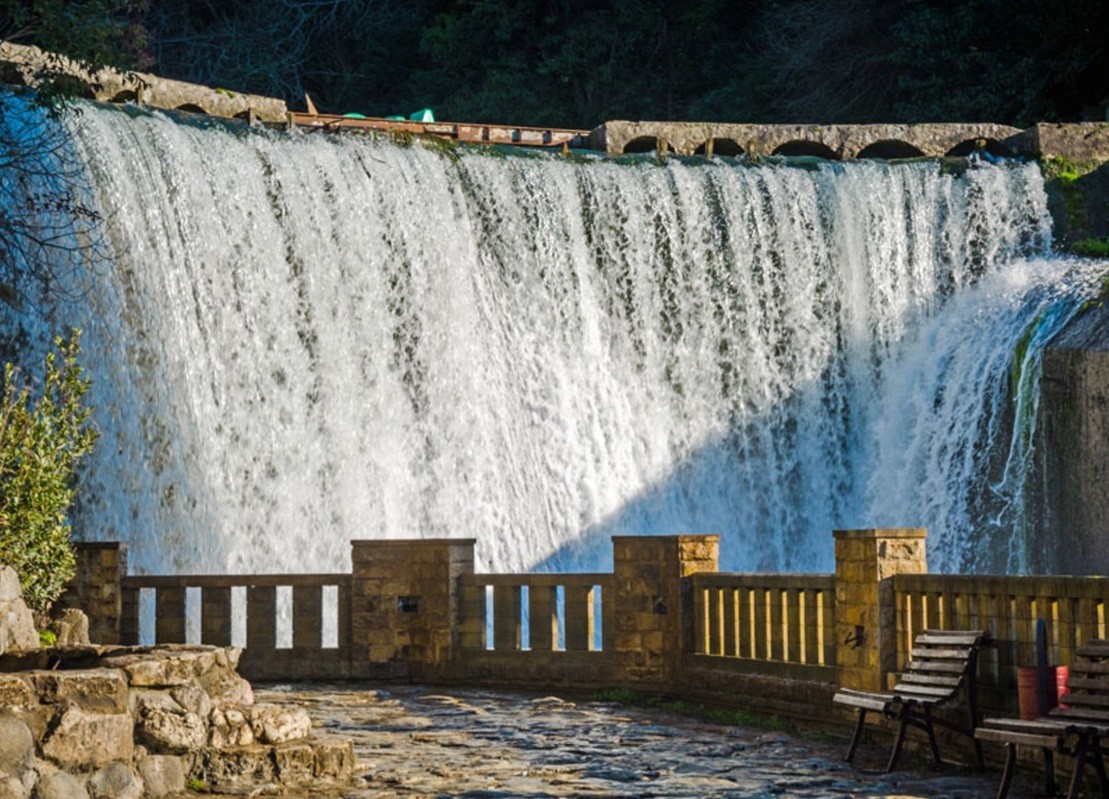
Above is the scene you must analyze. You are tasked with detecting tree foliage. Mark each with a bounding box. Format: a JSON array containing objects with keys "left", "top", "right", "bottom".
[{"left": 0, "top": 332, "right": 97, "bottom": 613}]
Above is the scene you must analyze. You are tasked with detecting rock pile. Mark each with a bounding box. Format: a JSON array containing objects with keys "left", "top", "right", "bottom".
[{"left": 0, "top": 567, "right": 354, "bottom": 797}]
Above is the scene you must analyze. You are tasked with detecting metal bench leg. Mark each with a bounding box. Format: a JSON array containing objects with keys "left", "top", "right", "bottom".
[
  {"left": 1067, "top": 739, "right": 1089, "bottom": 799},
  {"left": 845, "top": 709, "right": 868, "bottom": 763},
  {"left": 886, "top": 710, "right": 910, "bottom": 772},
  {"left": 1090, "top": 744, "right": 1109, "bottom": 798},
  {"left": 995, "top": 743, "right": 1016, "bottom": 799},
  {"left": 922, "top": 707, "right": 941, "bottom": 764}
]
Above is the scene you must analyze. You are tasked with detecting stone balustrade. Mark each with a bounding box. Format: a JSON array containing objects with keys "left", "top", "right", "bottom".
[{"left": 69, "top": 529, "right": 1109, "bottom": 730}]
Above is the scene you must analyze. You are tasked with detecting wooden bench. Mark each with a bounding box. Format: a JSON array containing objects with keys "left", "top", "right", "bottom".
[
  {"left": 976, "top": 639, "right": 1109, "bottom": 799},
  {"left": 833, "top": 629, "right": 990, "bottom": 771}
]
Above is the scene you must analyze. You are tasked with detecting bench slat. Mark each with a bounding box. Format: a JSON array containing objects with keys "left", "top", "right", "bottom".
[
  {"left": 909, "top": 647, "right": 973, "bottom": 661},
  {"left": 897, "top": 673, "right": 962, "bottom": 689}
]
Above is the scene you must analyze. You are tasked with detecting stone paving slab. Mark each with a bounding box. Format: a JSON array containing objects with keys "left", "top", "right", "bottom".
[{"left": 253, "top": 684, "right": 1055, "bottom": 799}]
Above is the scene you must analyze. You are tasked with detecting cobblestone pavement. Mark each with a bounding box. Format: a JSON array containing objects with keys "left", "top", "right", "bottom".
[{"left": 257, "top": 684, "right": 1042, "bottom": 799}]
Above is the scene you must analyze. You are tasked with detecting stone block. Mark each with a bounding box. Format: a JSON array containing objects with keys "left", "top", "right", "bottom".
[
  {"left": 199, "top": 745, "right": 275, "bottom": 789},
  {"left": 33, "top": 766, "right": 88, "bottom": 799},
  {"left": 0, "top": 715, "right": 34, "bottom": 782},
  {"left": 40, "top": 706, "right": 133, "bottom": 770},
  {"left": 87, "top": 762, "right": 142, "bottom": 799},
  {"left": 313, "top": 741, "right": 355, "bottom": 780},
  {"left": 250, "top": 704, "right": 312, "bottom": 744},
  {"left": 0, "top": 675, "right": 34, "bottom": 711},
  {"left": 32, "top": 669, "right": 128, "bottom": 713},
  {"left": 137, "top": 706, "right": 207, "bottom": 755},
  {"left": 136, "top": 754, "right": 185, "bottom": 798},
  {"left": 272, "top": 743, "right": 314, "bottom": 784}
]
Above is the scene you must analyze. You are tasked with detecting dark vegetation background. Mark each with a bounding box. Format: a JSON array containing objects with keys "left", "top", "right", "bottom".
[{"left": 3, "top": 0, "right": 1109, "bottom": 128}]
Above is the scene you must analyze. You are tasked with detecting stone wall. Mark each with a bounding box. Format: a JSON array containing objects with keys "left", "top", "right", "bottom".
[
  {"left": 0, "top": 645, "right": 354, "bottom": 798},
  {"left": 1040, "top": 302, "right": 1109, "bottom": 574}
]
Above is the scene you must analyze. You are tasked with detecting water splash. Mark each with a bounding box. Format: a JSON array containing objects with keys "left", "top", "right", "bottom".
[{"left": 4, "top": 101, "right": 1106, "bottom": 576}]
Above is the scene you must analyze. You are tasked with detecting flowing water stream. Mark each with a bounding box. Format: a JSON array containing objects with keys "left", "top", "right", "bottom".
[{"left": 3, "top": 100, "right": 1106, "bottom": 576}]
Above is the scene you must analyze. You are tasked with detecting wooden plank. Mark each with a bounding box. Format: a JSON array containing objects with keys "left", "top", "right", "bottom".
[
  {"left": 802, "top": 589, "right": 819, "bottom": 666},
  {"left": 753, "top": 588, "right": 768, "bottom": 660},
  {"left": 723, "top": 588, "right": 739, "bottom": 658},
  {"left": 738, "top": 588, "right": 753, "bottom": 659},
  {"left": 769, "top": 587, "right": 784, "bottom": 662}
]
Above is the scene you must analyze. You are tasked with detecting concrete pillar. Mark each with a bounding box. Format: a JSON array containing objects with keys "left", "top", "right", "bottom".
[
  {"left": 60, "top": 542, "right": 128, "bottom": 645},
  {"left": 834, "top": 529, "right": 927, "bottom": 692},
  {"left": 349, "top": 538, "right": 475, "bottom": 677},
  {"left": 611, "top": 535, "right": 719, "bottom": 684}
]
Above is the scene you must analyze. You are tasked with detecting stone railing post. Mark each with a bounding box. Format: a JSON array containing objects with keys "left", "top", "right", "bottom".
[
  {"left": 59, "top": 542, "right": 128, "bottom": 645},
  {"left": 834, "top": 528, "right": 927, "bottom": 692},
  {"left": 349, "top": 538, "right": 475, "bottom": 678},
  {"left": 611, "top": 535, "right": 719, "bottom": 686}
]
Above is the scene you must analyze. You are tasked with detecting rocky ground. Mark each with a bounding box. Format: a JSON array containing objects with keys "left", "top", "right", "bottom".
[{"left": 257, "top": 684, "right": 1047, "bottom": 799}]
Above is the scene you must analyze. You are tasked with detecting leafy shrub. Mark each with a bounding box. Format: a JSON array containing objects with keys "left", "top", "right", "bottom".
[{"left": 0, "top": 331, "right": 97, "bottom": 612}]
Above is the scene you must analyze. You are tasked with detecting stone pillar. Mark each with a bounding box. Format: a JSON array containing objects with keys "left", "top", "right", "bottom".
[
  {"left": 1040, "top": 306, "right": 1109, "bottom": 574},
  {"left": 611, "top": 535, "right": 719, "bottom": 685},
  {"left": 834, "top": 529, "right": 927, "bottom": 692},
  {"left": 349, "top": 538, "right": 475, "bottom": 678},
  {"left": 59, "top": 542, "right": 128, "bottom": 645}
]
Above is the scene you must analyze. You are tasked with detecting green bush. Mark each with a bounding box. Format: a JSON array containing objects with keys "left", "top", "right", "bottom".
[{"left": 0, "top": 331, "right": 97, "bottom": 612}]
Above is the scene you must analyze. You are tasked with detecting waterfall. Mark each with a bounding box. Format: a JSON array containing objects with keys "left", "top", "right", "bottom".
[{"left": 3, "top": 99, "right": 1106, "bottom": 576}]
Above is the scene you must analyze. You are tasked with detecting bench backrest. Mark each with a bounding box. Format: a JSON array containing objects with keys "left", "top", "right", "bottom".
[
  {"left": 891, "top": 629, "right": 990, "bottom": 704},
  {"left": 1054, "top": 639, "right": 1109, "bottom": 721}
]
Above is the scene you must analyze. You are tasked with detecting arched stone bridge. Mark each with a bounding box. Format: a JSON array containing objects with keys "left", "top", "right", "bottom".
[
  {"left": 588, "top": 120, "right": 1109, "bottom": 161},
  {"left": 2, "top": 40, "right": 1106, "bottom": 162}
]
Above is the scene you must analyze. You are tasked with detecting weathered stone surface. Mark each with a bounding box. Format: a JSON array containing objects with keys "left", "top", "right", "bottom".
[
  {"left": 0, "top": 775, "right": 28, "bottom": 799},
  {"left": 199, "top": 746, "right": 275, "bottom": 789},
  {"left": 31, "top": 670, "right": 128, "bottom": 713},
  {"left": 200, "top": 670, "right": 252, "bottom": 708},
  {"left": 312, "top": 741, "right": 355, "bottom": 780},
  {"left": 250, "top": 704, "right": 312, "bottom": 744},
  {"left": 50, "top": 610, "right": 90, "bottom": 647},
  {"left": 86, "top": 763, "right": 142, "bottom": 799},
  {"left": 40, "top": 706, "right": 133, "bottom": 770},
  {"left": 0, "top": 567, "right": 37, "bottom": 655},
  {"left": 32, "top": 767, "right": 88, "bottom": 799},
  {"left": 137, "top": 706, "right": 206, "bottom": 755},
  {"left": 135, "top": 755, "right": 185, "bottom": 799},
  {"left": 0, "top": 715, "right": 34, "bottom": 793},
  {"left": 0, "top": 675, "right": 34, "bottom": 711},
  {"left": 0, "top": 41, "right": 287, "bottom": 123},
  {"left": 272, "top": 743, "right": 314, "bottom": 784},
  {"left": 169, "top": 681, "right": 211, "bottom": 719}
]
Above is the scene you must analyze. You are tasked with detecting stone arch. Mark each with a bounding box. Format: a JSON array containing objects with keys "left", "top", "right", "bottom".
[
  {"left": 694, "top": 138, "right": 744, "bottom": 157},
  {"left": 857, "top": 139, "right": 927, "bottom": 160},
  {"left": 174, "top": 103, "right": 209, "bottom": 116},
  {"left": 771, "top": 140, "right": 840, "bottom": 160},
  {"left": 621, "top": 136, "right": 674, "bottom": 155},
  {"left": 944, "top": 138, "right": 1016, "bottom": 158}
]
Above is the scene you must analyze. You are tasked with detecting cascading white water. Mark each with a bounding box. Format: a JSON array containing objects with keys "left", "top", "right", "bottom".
[{"left": 4, "top": 100, "right": 1107, "bottom": 576}]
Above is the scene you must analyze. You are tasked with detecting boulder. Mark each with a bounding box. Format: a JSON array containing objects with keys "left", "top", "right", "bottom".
[
  {"left": 86, "top": 763, "right": 142, "bottom": 799},
  {"left": 137, "top": 707, "right": 207, "bottom": 755},
  {"left": 49, "top": 610, "right": 89, "bottom": 647},
  {"left": 169, "top": 681, "right": 211, "bottom": 720},
  {"left": 32, "top": 766, "right": 88, "bottom": 799},
  {"left": 0, "top": 715, "right": 34, "bottom": 776},
  {"left": 0, "top": 567, "right": 37, "bottom": 655},
  {"left": 249, "top": 704, "right": 312, "bottom": 744},
  {"left": 135, "top": 755, "right": 185, "bottom": 799},
  {"left": 200, "top": 671, "right": 252, "bottom": 708},
  {"left": 40, "top": 706, "right": 133, "bottom": 770}
]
